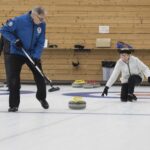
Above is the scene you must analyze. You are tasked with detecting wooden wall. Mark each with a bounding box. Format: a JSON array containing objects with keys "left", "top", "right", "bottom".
[{"left": 0, "top": 0, "right": 150, "bottom": 81}]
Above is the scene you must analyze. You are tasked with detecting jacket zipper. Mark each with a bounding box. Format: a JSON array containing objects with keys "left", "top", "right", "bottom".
[
  {"left": 28, "top": 23, "right": 34, "bottom": 55},
  {"left": 127, "top": 62, "right": 131, "bottom": 76}
]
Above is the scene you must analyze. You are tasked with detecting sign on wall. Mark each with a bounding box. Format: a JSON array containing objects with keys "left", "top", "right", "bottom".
[{"left": 99, "top": 25, "right": 110, "bottom": 33}]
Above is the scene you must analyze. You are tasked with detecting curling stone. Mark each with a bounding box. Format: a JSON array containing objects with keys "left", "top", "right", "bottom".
[
  {"left": 83, "top": 80, "right": 100, "bottom": 89},
  {"left": 72, "top": 80, "right": 86, "bottom": 88},
  {"left": 68, "top": 96, "right": 86, "bottom": 110},
  {"left": 83, "top": 80, "right": 94, "bottom": 89}
]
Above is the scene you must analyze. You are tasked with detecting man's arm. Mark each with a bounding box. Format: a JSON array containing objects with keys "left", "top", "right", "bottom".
[
  {"left": 0, "top": 19, "right": 18, "bottom": 43},
  {"left": 137, "top": 58, "right": 150, "bottom": 78},
  {"left": 106, "top": 60, "right": 121, "bottom": 88}
]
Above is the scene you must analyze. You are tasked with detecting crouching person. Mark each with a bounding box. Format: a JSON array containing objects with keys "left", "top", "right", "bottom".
[{"left": 101, "top": 48, "right": 150, "bottom": 102}]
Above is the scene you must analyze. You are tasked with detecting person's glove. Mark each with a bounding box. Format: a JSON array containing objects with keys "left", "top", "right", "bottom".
[
  {"left": 15, "top": 39, "right": 23, "bottom": 49},
  {"left": 101, "top": 86, "right": 109, "bottom": 96},
  {"left": 148, "top": 77, "right": 150, "bottom": 83},
  {"left": 33, "top": 58, "right": 41, "bottom": 66}
]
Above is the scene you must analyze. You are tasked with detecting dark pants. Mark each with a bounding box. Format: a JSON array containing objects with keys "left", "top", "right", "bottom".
[
  {"left": 4, "top": 54, "right": 11, "bottom": 87},
  {"left": 8, "top": 54, "right": 46, "bottom": 108},
  {"left": 120, "top": 75, "right": 142, "bottom": 101}
]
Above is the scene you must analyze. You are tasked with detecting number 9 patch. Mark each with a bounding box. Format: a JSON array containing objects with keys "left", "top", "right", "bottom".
[
  {"left": 8, "top": 21, "right": 13, "bottom": 27},
  {"left": 37, "top": 27, "right": 42, "bottom": 34}
]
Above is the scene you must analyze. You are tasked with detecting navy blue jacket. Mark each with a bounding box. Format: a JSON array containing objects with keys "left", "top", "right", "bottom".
[{"left": 0, "top": 11, "right": 46, "bottom": 59}]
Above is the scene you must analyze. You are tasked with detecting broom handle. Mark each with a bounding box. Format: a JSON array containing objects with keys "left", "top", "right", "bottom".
[{"left": 21, "top": 48, "right": 52, "bottom": 83}]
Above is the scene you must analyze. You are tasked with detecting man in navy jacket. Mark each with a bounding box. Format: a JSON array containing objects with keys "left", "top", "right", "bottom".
[{"left": 0, "top": 6, "right": 49, "bottom": 112}]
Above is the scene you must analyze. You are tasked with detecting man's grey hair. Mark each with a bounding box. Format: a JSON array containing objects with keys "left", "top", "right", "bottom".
[{"left": 32, "top": 6, "right": 46, "bottom": 15}]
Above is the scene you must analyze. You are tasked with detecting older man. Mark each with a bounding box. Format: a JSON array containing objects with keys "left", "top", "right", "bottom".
[{"left": 0, "top": 6, "right": 49, "bottom": 112}]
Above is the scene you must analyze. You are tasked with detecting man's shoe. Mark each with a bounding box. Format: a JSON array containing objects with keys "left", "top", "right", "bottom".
[
  {"left": 132, "top": 94, "right": 137, "bottom": 101},
  {"left": 127, "top": 94, "right": 133, "bottom": 102},
  {"left": 127, "top": 94, "right": 135, "bottom": 102},
  {"left": 127, "top": 94, "right": 137, "bottom": 102},
  {"left": 8, "top": 107, "right": 18, "bottom": 112},
  {"left": 38, "top": 99, "right": 49, "bottom": 109}
]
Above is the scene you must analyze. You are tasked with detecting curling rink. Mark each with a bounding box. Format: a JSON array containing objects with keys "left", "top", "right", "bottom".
[{"left": 0, "top": 84, "right": 150, "bottom": 150}]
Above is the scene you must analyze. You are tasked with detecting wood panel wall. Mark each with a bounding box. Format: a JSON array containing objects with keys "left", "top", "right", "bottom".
[{"left": 0, "top": 0, "right": 150, "bottom": 81}]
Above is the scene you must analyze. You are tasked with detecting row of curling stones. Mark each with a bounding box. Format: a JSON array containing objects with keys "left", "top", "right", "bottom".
[{"left": 68, "top": 96, "right": 86, "bottom": 110}]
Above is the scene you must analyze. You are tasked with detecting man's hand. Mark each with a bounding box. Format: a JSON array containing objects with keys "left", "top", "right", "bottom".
[
  {"left": 101, "top": 86, "right": 109, "bottom": 96},
  {"left": 15, "top": 39, "right": 23, "bottom": 49},
  {"left": 33, "top": 58, "right": 41, "bottom": 66}
]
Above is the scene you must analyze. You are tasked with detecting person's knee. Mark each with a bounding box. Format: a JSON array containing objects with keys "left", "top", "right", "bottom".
[
  {"left": 9, "top": 78, "right": 20, "bottom": 90},
  {"left": 128, "top": 75, "right": 141, "bottom": 85},
  {"left": 120, "top": 84, "right": 128, "bottom": 102},
  {"left": 120, "top": 92, "right": 128, "bottom": 102},
  {"left": 120, "top": 98, "right": 127, "bottom": 102},
  {"left": 128, "top": 75, "right": 136, "bottom": 83}
]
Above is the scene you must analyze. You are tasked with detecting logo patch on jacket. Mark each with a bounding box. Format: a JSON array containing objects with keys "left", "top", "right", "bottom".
[
  {"left": 37, "top": 27, "right": 42, "bottom": 34},
  {"left": 8, "top": 21, "right": 13, "bottom": 27}
]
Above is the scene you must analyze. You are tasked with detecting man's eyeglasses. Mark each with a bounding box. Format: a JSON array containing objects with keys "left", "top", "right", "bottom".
[{"left": 36, "top": 15, "right": 45, "bottom": 22}]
